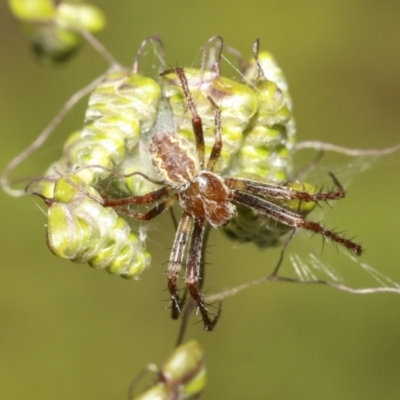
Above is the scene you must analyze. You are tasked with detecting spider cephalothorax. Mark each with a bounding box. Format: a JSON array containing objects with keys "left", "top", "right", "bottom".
[{"left": 93, "top": 67, "right": 361, "bottom": 330}]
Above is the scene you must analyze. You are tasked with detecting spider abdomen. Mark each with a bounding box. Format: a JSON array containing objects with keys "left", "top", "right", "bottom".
[{"left": 150, "top": 131, "right": 200, "bottom": 186}]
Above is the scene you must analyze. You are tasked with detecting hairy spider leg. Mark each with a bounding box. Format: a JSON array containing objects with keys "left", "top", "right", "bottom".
[
  {"left": 232, "top": 191, "right": 362, "bottom": 255},
  {"left": 225, "top": 176, "right": 346, "bottom": 202},
  {"left": 168, "top": 213, "right": 193, "bottom": 319},
  {"left": 165, "top": 67, "right": 206, "bottom": 168},
  {"left": 62, "top": 174, "right": 178, "bottom": 221},
  {"left": 102, "top": 186, "right": 174, "bottom": 207},
  {"left": 186, "top": 218, "right": 222, "bottom": 330},
  {"left": 114, "top": 195, "right": 178, "bottom": 221},
  {"left": 205, "top": 96, "right": 222, "bottom": 171}
]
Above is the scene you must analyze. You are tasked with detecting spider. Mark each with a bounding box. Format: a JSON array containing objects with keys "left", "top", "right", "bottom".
[{"left": 72, "top": 67, "right": 361, "bottom": 330}]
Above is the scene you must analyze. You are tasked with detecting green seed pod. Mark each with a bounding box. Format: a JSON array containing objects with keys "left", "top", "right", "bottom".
[
  {"left": 59, "top": 70, "right": 161, "bottom": 185},
  {"left": 45, "top": 175, "right": 151, "bottom": 278},
  {"left": 8, "top": 0, "right": 105, "bottom": 65},
  {"left": 113, "top": 146, "right": 162, "bottom": 197},
  {"left": 134, "top": 340, "right": 206, "bottom": 400},
  {"left": 8, "top": 0, "right": 55, "bottom": 20},
  {"left": 224, "top": 48, "right": 299, "bottom": 247},
  {"left": 245, "top": 50, "right": 297, "bottom": 162},
  {"left": 162, "top": 67, "right": 258, "bottom": 173},
  {"left": 245, "top": 51, "right": 293, "bottom": 108},
  {"left": 134, "top": 383, "right": 170, "bottom": 400},
  {"left": 233, "top": 51, "right": 295, "bottom": 181}
]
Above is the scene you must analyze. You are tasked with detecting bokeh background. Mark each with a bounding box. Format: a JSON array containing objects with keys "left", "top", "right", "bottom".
[{"left": 1, "top": 1, "right": 400, "bottom": 399}]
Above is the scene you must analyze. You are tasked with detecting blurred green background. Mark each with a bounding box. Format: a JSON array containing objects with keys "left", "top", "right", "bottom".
[{"left": 1, "top": 1, "right": 400, "bottom": 399}]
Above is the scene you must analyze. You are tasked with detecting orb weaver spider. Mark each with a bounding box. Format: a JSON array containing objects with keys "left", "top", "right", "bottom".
[{"left": 69, "top": 66, "right": 361, "bottom": 330}]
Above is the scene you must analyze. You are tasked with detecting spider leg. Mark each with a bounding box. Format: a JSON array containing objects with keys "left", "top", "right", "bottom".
[
  {"left": 168, "top": 207, "right": 179, "bottom": 231},
  {"left": 186, "top": 218, "right": 221, "bottom": 331},
  {"left": 206, "top": 96, "right": 222, "bottom": 172},
  {"left": 199, "top": 222, "right": 212, "bottom": 291},
  {"left": 173, "top": 67, "right": 206, "bottom": 168},
  {"left": 115, "top": 195, "right": 178, "bottom": 221},
  {"left": 225, "top": 178, "right": 345, "bottom": 202},
  {"left": 167, "top": 213, "right": 193, "bottom": 319},
  {"left": 200, "top": 35, "right": 224, "bottom": 74},
  {"left": 232, "top": 191, "right": 362, "bottom": 255},
  {"left": 102, "top": 186, "right": 174, "bottom": 207},
  {"left": 131, "top": 35, "right": 165, "bottom": 75},
  {"left": 62, "top": 175, "right": 173, "bottom": 207}
]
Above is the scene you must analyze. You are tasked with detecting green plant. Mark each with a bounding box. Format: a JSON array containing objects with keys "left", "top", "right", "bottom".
[{"left": 3, "top": 2, "right": 398, "bottom": 396}]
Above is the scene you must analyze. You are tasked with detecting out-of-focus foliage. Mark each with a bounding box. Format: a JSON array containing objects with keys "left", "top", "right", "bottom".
[
  {"left": 8, "top": 0, "right": 105, "bottom": 64},
  {"left": 133, "top": 340, "right": 205, "bottom": 400}
]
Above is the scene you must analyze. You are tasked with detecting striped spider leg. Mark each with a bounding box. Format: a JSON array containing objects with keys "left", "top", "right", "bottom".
[{"left": 81, "top": 67, "right": 361, "bottom": 331}]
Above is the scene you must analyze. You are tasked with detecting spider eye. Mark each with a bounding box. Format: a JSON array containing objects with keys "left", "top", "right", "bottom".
[{"left": 197, "top": 175, "right": 208, "bottom": 191}]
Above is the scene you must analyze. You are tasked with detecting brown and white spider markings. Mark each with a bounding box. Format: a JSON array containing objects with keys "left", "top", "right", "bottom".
[{"left": 94, "top": 67, "right": 362, "bottom": 331}]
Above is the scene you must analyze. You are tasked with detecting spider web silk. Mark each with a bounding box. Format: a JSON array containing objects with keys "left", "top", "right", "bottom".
[
  {"left": 206, "top": 147, "right": 400, "bottom": 305},
  {"left": 277, "top": 149, "right": 400, "bottom": 293}
]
